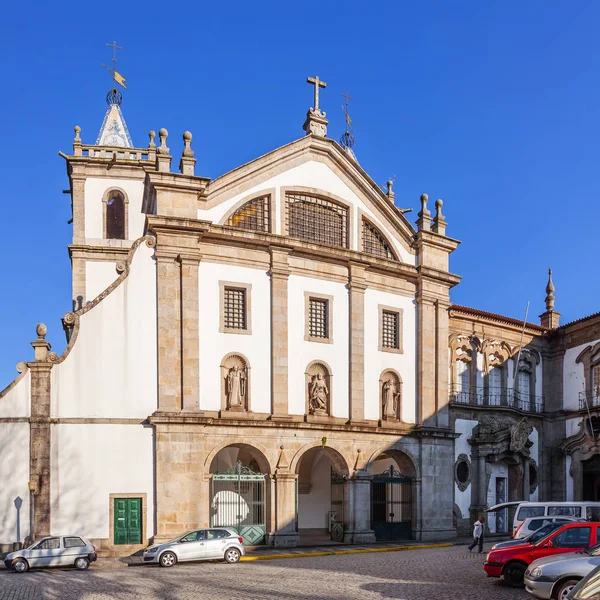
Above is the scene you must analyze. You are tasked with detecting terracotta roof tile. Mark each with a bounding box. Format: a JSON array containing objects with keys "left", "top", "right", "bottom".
[{"left": 449, "top": 304, "right": 547, "bottom": 332}]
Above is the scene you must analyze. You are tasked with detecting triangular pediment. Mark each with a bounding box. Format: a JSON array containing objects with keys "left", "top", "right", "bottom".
[
  {"left": 96, "top": 103, "right": 133, "bottom": 148},
  {"left": 205, "top": 135, "right": 416, "bottom": 258}
]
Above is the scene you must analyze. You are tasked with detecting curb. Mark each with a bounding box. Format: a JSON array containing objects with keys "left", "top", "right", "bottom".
[{"left": 239, "top": 542, "right": 453, "bottom": 561}]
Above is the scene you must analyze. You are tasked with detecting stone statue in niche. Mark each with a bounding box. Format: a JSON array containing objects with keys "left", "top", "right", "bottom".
[
  {"left": 226, "top": 365, "right": 246, "bottom": 411},
  {"left": 309, "top": 372, "right": 329, "bottom": 415},
  {"left": 382, "top": 376, "right": 400, "bottom": 420}
]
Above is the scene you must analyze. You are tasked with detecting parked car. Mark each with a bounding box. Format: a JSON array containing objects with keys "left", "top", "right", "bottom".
[
  {"left": 515, "top": 517, "right": 582, "bottom": 540},
  {"left": 523, "top": 543, "right": 600, "bottom": 600},
  {"left": 484, "top": 522, "right": 600, "bottom": 586},
  {"left": 492, "top": 522, "right": 575, "bottom": 551},
  {"left": 143, "top": 528, "right": 245, "bottom": 567},
  {"left": 566, "top": 562, "right": 600, "bottom": 599},
  {"left": 3, "top": 535, "right": 97, "bottom": 573}
]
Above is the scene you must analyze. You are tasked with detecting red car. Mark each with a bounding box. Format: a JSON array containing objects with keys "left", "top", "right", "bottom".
[{"left": 484, "top": 522, "right": 600, "bottom": 586}]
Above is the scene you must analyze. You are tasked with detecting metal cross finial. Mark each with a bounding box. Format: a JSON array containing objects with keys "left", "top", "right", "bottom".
[
  {"left": 341, "top": 90, "right": 352, "bottom": 133},
  {"left": 107, "top": 40, "right": 123, "bottom": 65},
  {"left": 307, "top": 75, "right": 327, "bottom": 112}
]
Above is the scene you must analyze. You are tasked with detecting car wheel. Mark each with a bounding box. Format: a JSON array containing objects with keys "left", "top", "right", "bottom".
[
  {"left": 159, "top": 551, "right": 177, "bottom": 568},
  {"left": 555, "top": 579, "right": 579, "bottom": 600},
  {"left": 12, "top": 558, "right": 29, "bottom": 573},
  {"left": 224, "top": 548, "right": 241, "bottom": 564},
  {"left": 504, "top": 562, "right": 526, "bottom": 587},
  {"left": 75, "top": 557, "right": 90, "bottom": 571}
]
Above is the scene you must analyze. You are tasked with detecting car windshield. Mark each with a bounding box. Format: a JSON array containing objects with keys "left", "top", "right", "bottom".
[{"left": 529, "top": 523, "right": 562, "bottom": 544}]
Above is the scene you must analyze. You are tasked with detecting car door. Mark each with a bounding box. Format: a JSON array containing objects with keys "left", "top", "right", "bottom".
[
  {"left": 176, "top": 530, "right": 206, "bottom": 562},
  {"left": 32, "top": 537, "right": 63, "bottom": 567},
  {"left": 62, "top": 536, "right": 87, "bottom": 566},
  {"left": 204, "top": 529, "right": 230, "bottom": 558}
]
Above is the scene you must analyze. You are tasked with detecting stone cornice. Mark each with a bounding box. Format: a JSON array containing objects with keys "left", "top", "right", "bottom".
[{"left": 415, "top": 230, "right": 461, "bottom": 253}]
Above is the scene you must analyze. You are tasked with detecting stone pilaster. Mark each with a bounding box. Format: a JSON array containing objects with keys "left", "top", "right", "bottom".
[
  {"left": 270, "top": 247, "right": 292, "bottom": 420},
  {"left": 522, "top": 456, "right": 530, "bottom": 501},
  {"left": 348, "top": 262, "right": 367, "bottom": 424},
  {"left": 416, "top": 294, "right": 437, "bottom": 426},
  {"left": 342, "top": 475, "right": 376, "bottom": 544},
  {"left": 273, "top": 472, "right": 299, "bottom": 547},
  {"left": 179, "top": 254, "right": 200, "bottom": 410}
]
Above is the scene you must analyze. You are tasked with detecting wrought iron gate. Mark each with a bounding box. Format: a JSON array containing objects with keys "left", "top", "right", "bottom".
[
  {"left": 370, "top": 464, "right": 413, "bottom": 541},
  {"left": 211, "top": 461, "right": 266, "bottom": 545},
  {"left": 330, "top": 469, "right": 345, "bottom": 542}
]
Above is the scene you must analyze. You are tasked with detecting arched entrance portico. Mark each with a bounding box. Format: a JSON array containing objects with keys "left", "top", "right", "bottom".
[
  {"left": 209, "top": 444, "right": 272, "bottom": 545},
  {"left": 294, "top": 446, "right": 349, "bottom": 543}
]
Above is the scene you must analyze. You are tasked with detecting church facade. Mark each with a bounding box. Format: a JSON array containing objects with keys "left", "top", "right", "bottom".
[{"left": 1, "top": 80, "right": 599, "bottom": 554}]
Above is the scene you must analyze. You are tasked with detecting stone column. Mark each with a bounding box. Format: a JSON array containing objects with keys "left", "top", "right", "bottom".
[
  {"left": 522, "top": 457, "right": 530, "bottom": 501},
  {"left": 28, "top": 325, "right": 55, "bottom": 541},
  {"left": 470, "top": 451, "right": 487, "bottom": 523},
  {"left": 156, "top": 252, "right": 182, "bottom": 411},
  {"left": 273, "top": 472, "right": 299, "bottom": 547},
  {"left": 342, "top": 475, "right": 376, "bottom": 544},
  {"left": 178, "top": 254, "right": 200, "bottom": 411},
  {"left": 348, "top": 262, "right": 367, "bottom": 424},
  {"left": 270, "top": 247, "right": 292, "bottom": 420}
]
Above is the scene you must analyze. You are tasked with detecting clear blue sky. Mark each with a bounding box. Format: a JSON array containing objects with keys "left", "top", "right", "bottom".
[{"left": 1, "top": 1, "right": 599, "bottom": 388}]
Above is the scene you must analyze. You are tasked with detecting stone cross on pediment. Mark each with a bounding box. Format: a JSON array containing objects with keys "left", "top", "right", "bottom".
[{"left": 307, "top": 75, "right": 327, "bottom": 113}]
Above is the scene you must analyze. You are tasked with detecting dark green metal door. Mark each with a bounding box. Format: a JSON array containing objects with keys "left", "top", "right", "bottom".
[
  {"left": 114, "top": 498, "right": 142, "bottom": 545},
  {"left": 370, "top": 465, "right": 413, "bottom": 541}
]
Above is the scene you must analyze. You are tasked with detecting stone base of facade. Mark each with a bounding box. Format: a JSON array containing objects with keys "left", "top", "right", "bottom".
[
  {"left": 271, "top": 532, "right": 300, "bottom": 547},
  {"left": 343, "top": 530, "right": 377, "bottom": 544},
  {"left": 413, "top": 527, "right": 457, "bottom": 542}
]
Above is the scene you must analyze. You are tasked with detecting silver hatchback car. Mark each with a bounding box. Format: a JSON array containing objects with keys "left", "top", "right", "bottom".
[
  {"left": 143, "top": 528, "right": 245, "bottom": 567},
  {"left": 4, "top": 535, "right": 97, "bottom": 572}
]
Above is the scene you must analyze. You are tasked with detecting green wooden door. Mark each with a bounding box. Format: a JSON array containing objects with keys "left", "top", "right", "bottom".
[{"left": 114, "top": 498, "right": 142, "bottom": 545}]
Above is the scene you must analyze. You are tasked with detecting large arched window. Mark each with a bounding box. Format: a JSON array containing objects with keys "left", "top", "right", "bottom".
[
  {"left": 103, "top": 189, "right": 128, "bottom": 240},
  {"left": 286, "top": 192, "right": 348, "bottom": 248},
  {"left": 362, "top": 219, "right": 397, "bottom": 261},
  {"left": 226, "top": 195, "right": 271, "bottom": 233}
]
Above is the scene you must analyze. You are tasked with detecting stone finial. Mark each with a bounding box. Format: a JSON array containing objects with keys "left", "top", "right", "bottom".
[
  {"left": 432, "top": 198, "right": 447, "bottom": 235},
  {"left": 148, "top": 130, "right": 156, "bottom": 149},
  {"left": 31, "top": 323, "right": 51, "bottom": 362},
  {"left": 386, "top": 180, "right": 395, "bottom": 202},
  {"left": 156, "top": 128, "right": 172, "bottom": 173},
  {"left": 36, "top": 323, "right": 47, "bottom": 340},
  {"left": 74, "top": 126, "right": 81, "bottom": 143},
  {"left": 545, "top": 268, "right": 555, "bottom": 311},
  {"left": 179, "top": 131, "right": 197, "bottom": 176},
  {"left": 416, "top": 193, "right": 431, "bottom": 232}
]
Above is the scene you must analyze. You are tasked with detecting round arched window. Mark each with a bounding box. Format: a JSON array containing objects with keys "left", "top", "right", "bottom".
[{"left": 455, "top": 454, "right": 471, "bottom": 491}]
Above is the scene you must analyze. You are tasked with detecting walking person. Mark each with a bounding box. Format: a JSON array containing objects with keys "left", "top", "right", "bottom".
[{"left": 468, "top": 517, "right": 485, "bottom": 553}]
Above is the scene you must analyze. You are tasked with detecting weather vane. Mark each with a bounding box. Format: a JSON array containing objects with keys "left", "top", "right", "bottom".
[
  {"left": 340, "top": 91, "right": 355, "bottom": 150},
  {"left": 101, "top": 41, "right": 127, "bottom": 105}
]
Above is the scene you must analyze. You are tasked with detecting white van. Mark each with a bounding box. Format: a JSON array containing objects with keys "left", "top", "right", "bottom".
[{"left": 487, "top": 501, "right": 600, "bottom": 536}]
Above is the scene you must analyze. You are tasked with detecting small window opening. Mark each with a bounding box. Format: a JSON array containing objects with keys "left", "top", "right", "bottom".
[{"left": 106, "top": 192, "right": 126, "bottom": 239}]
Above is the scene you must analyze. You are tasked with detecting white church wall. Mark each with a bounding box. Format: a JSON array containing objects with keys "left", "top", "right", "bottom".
[
  {"left": 288, "top": 275, "right": 349, "bottom": 418},
  {"left": 566, "top": 455, "right": 574, "bottom": 501},
  {"left": 564, "top": 340, "right": 600, "bottom": 411},
  {"left": 84, "top": 178, "right": 145, "bottom": 241},
  {"left": 0, "top": 371, "right": 30, "bottom": 418},
  {"left": 530, "top": 426, "right": 539, "bottom": 501},
  {"left": 51, "top": 244, "right": 157, "bottom": 418},
  {"left": 202, "top": 160, "right": 414, "bottom": 265},
  {"left": 86, "top": 261, "right": 118, "bottom": 301},
  {"left": 51, "top": 424, "right": 154, "bottom": 540},
  {"left": 566, "top": 417, "right": 581, "bottom": 439},
  {"left": 364, "top": 289, "right": 416, "bottom": 423},
  {"left": 198, "top": 262, "right": 271, "bottom": 413},
  {"left": 0, "top": 422, "right": 30, "bottom": 545},
  {"left": 454, "top": 418, "right": 477, "bottom": 518},
  {"left": 298, "top": 455, "right": 331, "bottom": 530}
]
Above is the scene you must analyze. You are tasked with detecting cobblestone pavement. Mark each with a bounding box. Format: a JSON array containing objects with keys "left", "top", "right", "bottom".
[{"left": 0, "top": 545, "right": 529, "bottom": 600}]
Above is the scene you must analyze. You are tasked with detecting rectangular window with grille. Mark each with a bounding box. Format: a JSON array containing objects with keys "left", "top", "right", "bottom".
[
  {"left": 379, "top": 307, "right": 402, "bottom": 352},
  {"left": 309, "top": 298, "right": 329, "bottom": 339},
  {"left": 224, "top": 287, "right": 247, "bottom": 330}
]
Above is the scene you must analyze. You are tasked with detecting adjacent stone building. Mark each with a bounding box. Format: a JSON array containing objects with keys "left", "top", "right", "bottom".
[{"left": 0, "top": 79, "right": 598, "bottom": 554}]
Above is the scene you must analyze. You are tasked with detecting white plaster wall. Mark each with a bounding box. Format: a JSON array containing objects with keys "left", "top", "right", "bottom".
[
  {"left": 84, "top": 178, "right": 145, "bottom": 241},
  {"left": 0, "top": 371, "right": 30, "bottom": 418},
  {"left": 51, "top": 244, "right": 157, "bottom": 418},
  {"left": 486, "top": 462, "right": 509, "bottom": 534},
  {"left": 51, "top": 424, "right": 154, "bottom": 540},
  {"left": 201, "top": 160, "right": 414, "bottom": 265},
  {"left": 530, "top": 426, "right": 539, "bottom": 501},
  {"left": 566, "top": 455, "right": 574, "bottom": 501},
  {"left": 288, "top": 275, "right": 349, "bottom": 418},
  {"left": 0, "top": 423, "right": 30, "bottom": 544},
  {"left": 298, "top": 455, "right": 331, "bottom": 529},
  {"left": 86, "top": 261, "right": 118, "bottom": 302},
  {"left": 475, "top": 352, "right": 484, "bottom": 403},
  {"left": 364, "top": 289, "right": 416, "bottom": 423},
  {"left": 566, "top": 417, "right": 582, "bottom": 439},
  {"left": 455, "top": 418, "right": 477, "bottom": 518},
  {"left": 564, "top": 339, "right": 600, "bottom": 411},
  {"left": 198, "top": 263, "right": 271, "bottom": 413}
]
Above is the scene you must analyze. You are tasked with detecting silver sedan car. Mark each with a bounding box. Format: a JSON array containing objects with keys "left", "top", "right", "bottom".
[
  {"left": 143, "top": 528, "right": 245, "bottom": 567},
  {"left": 3, "top": 535, "right": 97, "bottom": 573},
  {"left": 524, "top": 543, "right": 600, "bottom": 600}
]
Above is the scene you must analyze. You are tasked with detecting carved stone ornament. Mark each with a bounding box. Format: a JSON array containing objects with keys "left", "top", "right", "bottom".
[
  {"left": 221, "top": 354, "right": 248, "bottom": 411},
  {"left": 510, "top": 417, "right": 533, "bottom": 454},
  {"left": 307, "top": 362, "right": 330, "bottom": 416},
  {"left": 454, "top": 453, "right": 471, "bottom": 492},
  {"left": 381, "top": 371, "right": 401, "bottom": 421}
]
